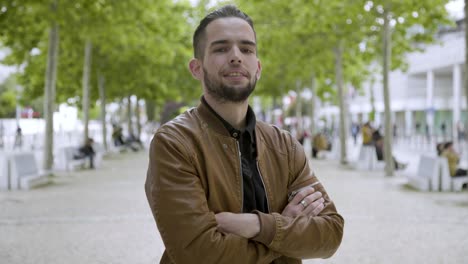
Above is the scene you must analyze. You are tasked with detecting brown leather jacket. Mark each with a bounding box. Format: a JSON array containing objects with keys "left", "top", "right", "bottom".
[{"left": 145, "top": 102, "right": 344, "bottom": 264}]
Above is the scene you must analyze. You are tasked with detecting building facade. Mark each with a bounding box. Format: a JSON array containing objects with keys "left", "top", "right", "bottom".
[{"left": 319, "top": 19, "right": 466, "bottom": 143}]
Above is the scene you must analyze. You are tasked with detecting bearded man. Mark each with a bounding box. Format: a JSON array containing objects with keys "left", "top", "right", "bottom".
[{"left": 145, "top": 5, "right": 344, "bottom": 264}]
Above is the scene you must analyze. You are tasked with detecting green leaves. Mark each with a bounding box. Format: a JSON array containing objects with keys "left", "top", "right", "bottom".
[
  {"left": 0, "top": 0, "right": 453, "bottom": 109},
  {"left": 1, "top": 0, "right": 196, "bottom": 108},
  {"left": 0, "top": 75, "right": 17, "bottom": 117},
  {"left": 231, "top": 0, "right": 452, "bottom": 103}
]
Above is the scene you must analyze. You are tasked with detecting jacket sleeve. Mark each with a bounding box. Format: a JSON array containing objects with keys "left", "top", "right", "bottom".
[
  {"left": 251, "top": 136, "right": 344, "bottom": 259},
  {"left": 145, "top": 131, "right": 280, "bottom": 264}
]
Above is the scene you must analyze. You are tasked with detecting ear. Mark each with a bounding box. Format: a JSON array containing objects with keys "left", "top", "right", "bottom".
[
  {"left": 255, "top": 60, "right": 262, "bottom": 80},
  {"left": 189, "top": 58, "right": 203, "bottom": 80}
]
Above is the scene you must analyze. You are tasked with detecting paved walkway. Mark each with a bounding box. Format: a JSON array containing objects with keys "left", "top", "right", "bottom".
[{"left": 1, "top": 150, "right": 467, "bottom": 264}]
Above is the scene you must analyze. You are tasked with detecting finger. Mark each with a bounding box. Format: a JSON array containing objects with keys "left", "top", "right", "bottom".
[
  {"left": 290, "top": 187, "right": 315, "bottom": 205},
  {"left": 282, "top": 203, "right": 302, "bottom": 218},
  {"left": 296, "top": 191, "right": 322, "bottom": 214},
  {"left": 311, "top": 203, "right": 325, "bottom": 216},
  {"left": 302, "top": 197, "right": 325, "bottom": 216},
  {"left": 303, "top": 199, "right": 324, "bottom": 217},
  {"left": 303, "top": 191, "right": 323, "bottom": 205},
  {"left": 299, "top": 191, "right": 323, "bottom": 211}
]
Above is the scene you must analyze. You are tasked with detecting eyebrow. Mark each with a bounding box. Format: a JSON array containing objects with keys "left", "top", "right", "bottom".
[{"left": 209, "top": 39, "right": 257, "bottom": 47}]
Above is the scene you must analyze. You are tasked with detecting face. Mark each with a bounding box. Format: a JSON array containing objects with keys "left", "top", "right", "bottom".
[{"left": 189, "top": 17, "right": 262, "bottom": 103}]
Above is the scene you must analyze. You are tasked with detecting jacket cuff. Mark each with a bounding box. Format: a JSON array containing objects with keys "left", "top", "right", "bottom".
[{"left": 251, "top": 211, "right": 276, "bottom": 245}]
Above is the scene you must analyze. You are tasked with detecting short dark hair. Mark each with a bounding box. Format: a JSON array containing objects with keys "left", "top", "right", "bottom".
[
  {"left": 192, "top": 5, "right": 255, "bottom": 59},
  {"left": 444, "top": 141, "right": 453, "bottom": 149}
]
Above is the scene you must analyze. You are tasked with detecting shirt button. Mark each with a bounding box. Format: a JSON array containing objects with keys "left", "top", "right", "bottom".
[
  {"left": 232, "top": 132, "right": 238, "bottom": 137},
  {"left": 222, "top": 144, "right": 228, "bottom": 149}
]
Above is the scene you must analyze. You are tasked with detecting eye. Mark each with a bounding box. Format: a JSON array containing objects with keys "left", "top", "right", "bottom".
[
  {"left": 241, "top": 48, "right": 255, "bottom": 54},
  {"left": 214, "top": 47, "right": 228, "bottom": 52}
]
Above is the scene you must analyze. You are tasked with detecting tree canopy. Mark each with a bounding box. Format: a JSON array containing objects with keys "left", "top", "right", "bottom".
[{"left": 0, "top": 0, "right": 454, "bottom": 113}]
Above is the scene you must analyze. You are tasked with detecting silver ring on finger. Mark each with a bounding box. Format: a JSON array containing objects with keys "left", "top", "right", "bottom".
[{"left": 300, "top": 199, "right": 307, "bottom": 208}]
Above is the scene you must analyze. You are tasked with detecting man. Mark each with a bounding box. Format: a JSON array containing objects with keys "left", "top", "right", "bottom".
[
  {"left": 145, "top": 5, "right": 343, "bottom": 264},
  {"left": 361, "top": 122, "right": 373, "bottom": 146},
  {"left": 312, "top": 132, "right": 328, "bottom": 159},
  {"left": 441, "top": 141, "right": 467, "bottom": 177},
  {"left": 74, "top": 137, "right": 95, "bottom": 169}
]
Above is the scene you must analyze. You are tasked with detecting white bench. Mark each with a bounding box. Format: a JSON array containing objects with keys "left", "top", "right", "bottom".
[
  {"left": 58, "top": 144, "right": 105, "bottom": 171},
  {"left": 90, "top": 143, "right": 104, "bottom": 168},
  {"left": 439, "top": 157, "right": 468, "bottom": 192},
  {"left": 353, "top": 145, "right": 385, "bottom": 171},
  {"left": 58, "top": 146, "right": 87, "bottom": 171},
  {"left": 406, "top": 155, "right": 440, "bottom": 191},
  {"left": 109, "top": 143, "right": 126, "bottom": 154},
  {"left": 0, "top": 153, "right": 8, "bottom": 190},
  {"left": 7, "top": 152, "right": 50, "bottom": 190},
  {"left": 325, "top": 138, "right": 340, "bottom": 160}
]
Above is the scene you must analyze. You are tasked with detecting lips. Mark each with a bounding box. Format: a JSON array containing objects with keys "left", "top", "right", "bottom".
[
  {"left": 224, "top": 71, "right": 247, "bottom": 77},
  {"left": 223, "top": 70, "right": 248, "bottom": 79},
  {"left": 225, "top": 72, "right": 244, "bottom": 77}
]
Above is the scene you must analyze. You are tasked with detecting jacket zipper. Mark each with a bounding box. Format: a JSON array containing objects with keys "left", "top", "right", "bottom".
[
  {"left": 236, "top": 141, "right": 244, "bottom": 213},
  {"left": 256, "top": 160, "right": 270, "bottom": 213}
]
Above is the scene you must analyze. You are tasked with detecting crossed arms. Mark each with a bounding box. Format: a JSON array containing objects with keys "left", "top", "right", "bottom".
[
  {"left": 215, "top": 186, "right": 326, "bottom": 238},
  {"left": 145, "top": 131, "right": 344, "bottom": 264}
]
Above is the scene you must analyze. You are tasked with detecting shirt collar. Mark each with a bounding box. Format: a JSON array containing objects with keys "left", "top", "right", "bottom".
[{"left": 201, "top": 96, "right": 256, "bottom": 141}]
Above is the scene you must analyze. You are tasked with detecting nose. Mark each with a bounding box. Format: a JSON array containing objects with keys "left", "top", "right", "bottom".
[{"left": 229, "top": 47, "right": 242, "bottom": 64}]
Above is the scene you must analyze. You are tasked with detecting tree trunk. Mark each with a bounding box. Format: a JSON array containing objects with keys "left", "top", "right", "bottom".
[
  {"left": 82, "top": 40, "right": 92, "bottom": 143},
  {"left": 98, "top": 73, "right": 107, "bottom": 151},
  {"left": 309, "top": 73, "right": 316, "bottom": 158},
  {"left": 271, "top": 96, "right": 278, "bottom": 127},
  {"left": 383, "top": 9, "right": 394, "bottom": 176},
  {"left": 369, "top": 77, "right": 376, "bottom": 121},
  {"left": 465, "top": 0, "right": 468, "bottom": 93},
  {"left": 118, "top": 99, "right": 124, "bottom": 124},
  {"left": 43, "top": 13, "right": 59, "bottom": 171},
  {"left": 295, "top": 80, "right": 302, "bottom": 136},
  {"left": 135, "top": 96, "right": 142, "bottom": 140},
  {"left": 334, "top": 42, "right": 348, "bottom": 164},
  {"left": 464, "top": 0, "right": 468, "bottom": 158},
  {"left": 145, "top": 99, "right": 156, "bottom": 122},
  {"left": 127, "top": 96, "right": 134, "bottom": 136}
]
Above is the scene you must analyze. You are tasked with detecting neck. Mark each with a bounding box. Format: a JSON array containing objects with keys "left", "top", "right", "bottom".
[{"left": 204, "top": 94, "right": 249, "bottom": 130}]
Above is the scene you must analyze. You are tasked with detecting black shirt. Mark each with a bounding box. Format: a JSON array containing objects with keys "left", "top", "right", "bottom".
[{"left": 202, "top": 97, "right": 268, "bottom": 213}]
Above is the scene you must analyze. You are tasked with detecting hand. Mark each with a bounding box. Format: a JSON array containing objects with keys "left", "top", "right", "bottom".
[
  {"left": 282, "top": 187, "right": 325, "bottom": 218},
  {"left": 215, "top": 212, "right": 260, "bottom": 239}
]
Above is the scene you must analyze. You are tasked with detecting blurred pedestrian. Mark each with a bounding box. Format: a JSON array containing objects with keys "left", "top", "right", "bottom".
[
  {"left": 74, "top": 138, "right": 95, "bottom": 169},
  {"left": 351, "top": 122, "right": 360, "bottom": 145},
  {"left": 13, "top": 126, "right": 23, "bottom": 149},
  {"left": 425, "top": 124, "right": 430, "bottom": 142},
  {"left": 373, "top": 132, "right": 407, "bottom": 170},
  {"left": 112, "top": 125, "right": 125, "bottom": 147},
  {"left": 441, "top": 141, "right": 467, "bottom": 177},
  {"left": 296, "top": 128, "right": 308, "bottom": 145},
  {"left": 361, "top": 122, "right": 374, "bottom": 146},
  {"left": 440, "top": 122, "right": 446, "bottom": 140},
  {"left": 457, "top": 121, "right": 465, "bottom": 141},
  {"left": 312, "top": 132, "right": 329, "bottom": 158}
]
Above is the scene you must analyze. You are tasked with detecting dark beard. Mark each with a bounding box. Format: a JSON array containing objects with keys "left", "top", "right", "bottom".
[{"left": 203, "top": 68, "right": 256, "bottom": 103}]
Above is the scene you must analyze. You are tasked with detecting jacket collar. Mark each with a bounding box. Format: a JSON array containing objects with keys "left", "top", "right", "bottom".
[
  {"left": 198, "top": 96, "right": 256, "bottom": 142},
  {"left": 197, "top": 97, "right": 265, "bottom": 160}
]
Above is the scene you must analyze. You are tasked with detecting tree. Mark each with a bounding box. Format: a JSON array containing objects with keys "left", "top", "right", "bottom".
[
  {"left": 1, "top": 0, "right": 196, "bottom": 155},
  {"left": 42, "top": 1, "right": 59, "bottom": 171},
  {"left": 240, "top": 0, "right": 374, "bottom": 163},
  {"left": 364, "top": 0, "right": 451, "bottom": 176},
  {"left": 465, "top": 0, "right": 468, "bottom": 140},
  {"left": 0, "top": 75, "right": 17, "bottom": 117}
]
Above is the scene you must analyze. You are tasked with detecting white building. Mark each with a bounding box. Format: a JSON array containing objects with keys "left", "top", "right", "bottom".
[{"left": 319, "top": 19, "right": 466, "bottom": 141}]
